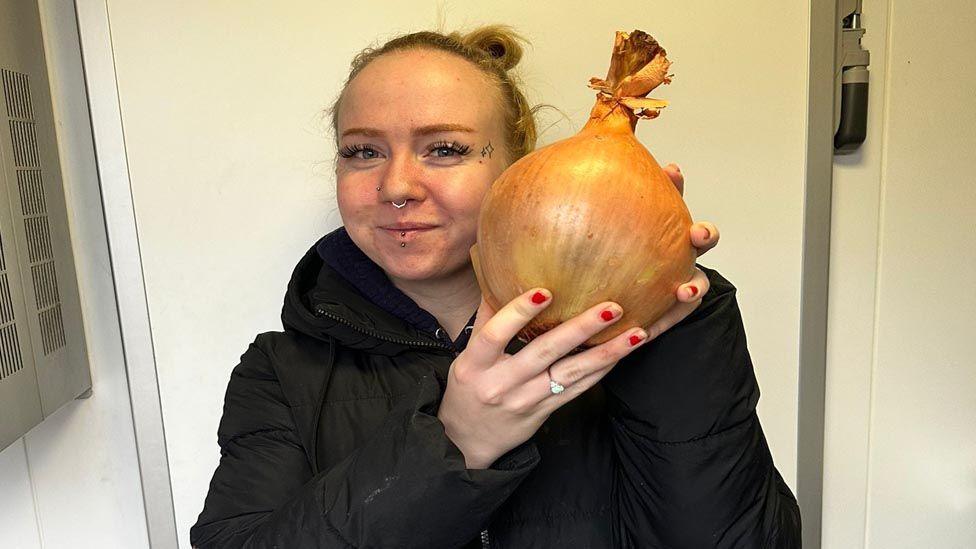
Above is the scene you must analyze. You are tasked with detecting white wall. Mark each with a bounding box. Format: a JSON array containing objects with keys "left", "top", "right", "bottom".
[
  {"left": 0, "top": 1, "right": 149, "bottom": 548},
  {"left": 823, "top": 0, "right": 976, "bottom": 547},
  {"left": 99, "top": 1, "right": 810, "bottom": 545}
]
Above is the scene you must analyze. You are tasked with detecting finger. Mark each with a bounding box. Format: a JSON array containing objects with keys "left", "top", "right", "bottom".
[
  {"left": 663, "top": 163, "right": 684, "bottom": 196},
  {"left": 507, "top": 300, "right": 624, "bottom": 378},
  {"left": 464, "top": 288, "right": 552, "bottom": 369},
  {"left": 644, "top": 269, "right": 710, "bottom": 340},
  {"left": 691, "top": 221, "right": 720, "bottom": 257},
  {"left": 534, "top": 326, "right": 650, "bottom": 413},
  {"left": 471, "top": 295, "right": 497, "bottom": 335},
  {"left": 676, "top": 267, "right": 710, "bottom": 302}
]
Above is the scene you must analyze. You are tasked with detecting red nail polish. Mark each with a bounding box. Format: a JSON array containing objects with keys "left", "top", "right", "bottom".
[
  {"left": 687, "top": 285, "right": 699, "bottom": 297},
  {"left": 531, "top": 291, "right": 548, "bottom": 304},
  {"left": 600, "top": 309, "right": 616, "bottom": 322},
  {"left": 629, "top": 334, "right": 644, "bottom": 346}
]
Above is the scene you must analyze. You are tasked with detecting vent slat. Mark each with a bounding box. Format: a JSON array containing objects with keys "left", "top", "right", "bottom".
[
  {"left": 0, "top": 273, "right": 14, "bottom": 324},
  {"left": 39, "top": 305, "right": 65, "bottom": 355},
  {"left": 0, "top": 324, "right": 25, "bottom": 380}
]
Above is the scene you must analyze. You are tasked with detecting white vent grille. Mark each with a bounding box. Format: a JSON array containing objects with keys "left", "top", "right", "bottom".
[
  {"left": 1, "top": 70, "right": 34, "bottom": 119},
  {"left": 2, "top": 68, "right": 65, "bottom": 356},
  {"left": 31, "top": 261, "right": 59, "bottom": 309},
  {"left": 24, "top": 216, "right": 53, "bottom": 261},
  {"left": 1, "top": 3, "right": 91, "bottom": 451},
  {"left": 18, "top": 169, "right": 45, "bottom": 214},
  {"left": 0, "top": 232, "right": 24, "bottom": 380}
]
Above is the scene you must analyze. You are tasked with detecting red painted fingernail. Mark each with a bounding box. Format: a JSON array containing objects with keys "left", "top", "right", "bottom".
[
  {"left": 600, "top": 309, "right": 616, "bottom": 322},
  {"left": 531, "top": 291, "right": 548, "bottom": 304},
  {"left": 629, "top": 334, "right": 645, "bottom": 346},
  {"left": 687, "top": 285, "right": 699, "bottom": 297}
]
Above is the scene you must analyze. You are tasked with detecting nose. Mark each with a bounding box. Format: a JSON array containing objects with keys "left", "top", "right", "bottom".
[{"left": 377, "top": 151, "right": 426, "bottom": 207}]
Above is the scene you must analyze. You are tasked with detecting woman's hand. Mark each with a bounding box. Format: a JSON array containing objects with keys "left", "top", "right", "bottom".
[
  {"left": 438, "top": 290, "right": 647, "bottom": 469},
  {"left": 646, "top": 163, "right": 721, "bottom": 339}
]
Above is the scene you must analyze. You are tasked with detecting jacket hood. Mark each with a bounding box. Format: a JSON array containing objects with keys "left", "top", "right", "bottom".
[{"left": 280, "top": 236, "right": 451, "bottom": 356}]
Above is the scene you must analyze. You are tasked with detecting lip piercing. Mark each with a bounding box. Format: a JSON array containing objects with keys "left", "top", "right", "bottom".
[{"left": 392, "top": 200, "right": 407, "bottom": 208}]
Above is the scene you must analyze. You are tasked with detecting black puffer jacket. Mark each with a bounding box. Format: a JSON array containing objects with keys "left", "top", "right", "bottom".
[{"left": 190, "top": 230, "right": 801, "bottom": 548}]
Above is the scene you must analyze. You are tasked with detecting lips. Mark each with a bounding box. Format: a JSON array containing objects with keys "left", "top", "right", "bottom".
[
  {"left": 380, "top": 223, "right": 437, "bottom": 230},
  {"left": 379, "top": 223, "right": 438, "bottom": 242}
]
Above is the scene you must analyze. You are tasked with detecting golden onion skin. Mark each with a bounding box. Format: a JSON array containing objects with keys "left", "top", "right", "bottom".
[{"left": 471, "top": 96, "right": 697, "bottom": 347}]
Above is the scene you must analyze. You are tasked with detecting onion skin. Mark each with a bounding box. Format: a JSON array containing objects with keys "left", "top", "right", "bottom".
[{"left": 471, "top": 31, "right": 697, "bottom": 347}]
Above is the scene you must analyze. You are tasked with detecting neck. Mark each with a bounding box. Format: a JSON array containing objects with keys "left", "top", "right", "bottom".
[{"left": 390, "top": 264, "right": 482, "bottom": 340}]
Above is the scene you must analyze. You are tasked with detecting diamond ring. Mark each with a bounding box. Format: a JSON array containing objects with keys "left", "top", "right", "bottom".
[{"left": 549, "top": 379, "right": 565, "bottom": 395}]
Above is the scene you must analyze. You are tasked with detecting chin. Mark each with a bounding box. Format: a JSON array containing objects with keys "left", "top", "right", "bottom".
[{"left": 378, "top": 251, "right": 470, "bottom": 284}]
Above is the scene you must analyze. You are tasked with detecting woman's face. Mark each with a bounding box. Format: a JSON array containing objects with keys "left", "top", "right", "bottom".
[{"left": 335, "top": 49, "right": 510, "bottom": 286}]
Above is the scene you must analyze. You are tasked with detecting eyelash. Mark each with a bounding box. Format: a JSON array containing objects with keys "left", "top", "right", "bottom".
[
  {"left": 337, "top": 144, "right": 379, "bottom": 159},
  {"left": 337, "top": 141, "right": 472, "bottom": 159},
  {"left": 429, "top": 140, "right": 471, "bottom": 157}
]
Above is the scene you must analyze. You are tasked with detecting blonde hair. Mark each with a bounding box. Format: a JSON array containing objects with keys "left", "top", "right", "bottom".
[{"left": 328, "top": 25, "right": 539, "bottom": 163}]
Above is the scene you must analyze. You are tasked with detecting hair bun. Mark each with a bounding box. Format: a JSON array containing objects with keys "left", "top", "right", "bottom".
[{"left": 461, "top": 25, "right": 525, "bottom": 71}]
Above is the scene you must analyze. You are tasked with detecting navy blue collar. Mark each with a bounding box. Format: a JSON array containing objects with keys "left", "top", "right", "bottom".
[{"left": 315, "top": 227, "right": 476, "bottom": 350}]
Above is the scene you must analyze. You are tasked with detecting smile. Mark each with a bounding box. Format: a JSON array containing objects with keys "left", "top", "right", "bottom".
[{"left": 379, "top": 226, "right": 437, "bottom": 242}]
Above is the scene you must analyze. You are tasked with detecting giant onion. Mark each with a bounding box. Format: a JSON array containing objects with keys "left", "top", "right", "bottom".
[{"left": 471, "top": 30, "right": 696, "bottom": 346}]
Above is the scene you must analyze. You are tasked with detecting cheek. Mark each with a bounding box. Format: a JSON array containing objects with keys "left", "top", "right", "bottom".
[
  {"left": 442, "top": 181, "right": 491, "bottom": 223},
  {"left": 336, "top": 178, "right": 374, "bottom": 216}
]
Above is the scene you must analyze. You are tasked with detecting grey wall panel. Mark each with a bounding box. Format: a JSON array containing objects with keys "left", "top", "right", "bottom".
[
  {"left": 0, "top": 0, "right": 91, "bottom": 447},
  {"left": 0, "top": 197, "right": 41, "bottom": 448}
]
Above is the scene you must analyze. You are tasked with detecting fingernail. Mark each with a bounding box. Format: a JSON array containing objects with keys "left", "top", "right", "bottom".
[
  {"left": 701, "top": 226, "right": 710, "bottom": 240},
  {"left": 629, "top": 331, "right": 647, "bottom": 346},
  {"left": 687, "top": 285, "right": 699, "bottom": 297},
  {"left": 531, "top": 291, "right": 549, "bottom": 304},
  {"left": 600, "top": 309, "right": 618, "bottom": 322}
]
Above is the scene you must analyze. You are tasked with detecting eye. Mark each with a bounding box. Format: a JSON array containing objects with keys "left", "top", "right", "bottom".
[
  {"left": 428, "top": 141, "right": 472, "bottom": 159},
  {"left": 338, "top": 144, "right": 383, "bottom": 160}
]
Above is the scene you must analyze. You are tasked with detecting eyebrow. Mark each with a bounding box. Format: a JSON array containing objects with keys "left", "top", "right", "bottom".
[{"left": 340, "top": 123, "right": 476, "bottom": 138}]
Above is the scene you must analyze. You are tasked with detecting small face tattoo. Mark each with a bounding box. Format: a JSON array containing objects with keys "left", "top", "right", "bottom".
[{"left": 481, "top": 141, "right": 494, "bottom": 159}]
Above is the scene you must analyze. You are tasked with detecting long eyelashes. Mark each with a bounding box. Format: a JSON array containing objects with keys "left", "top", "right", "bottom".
[
  {"left": 428, "top": 141, "right": 471, "bottom": 157},
  {"left": 338, "top": 144, "right": 378, "bottom": 159},
  {"left": 337, "top": 141, "right": 472, "bottom": 160}
]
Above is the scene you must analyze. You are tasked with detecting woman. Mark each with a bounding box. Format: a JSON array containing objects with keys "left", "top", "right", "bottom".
[{"left": 190, "top": 26, "right": 800, "bottom": 548}]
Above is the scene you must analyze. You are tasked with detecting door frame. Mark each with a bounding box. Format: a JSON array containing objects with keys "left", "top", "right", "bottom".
[{"left": 73, "top": 1, "right": 179, "bottom": 547}]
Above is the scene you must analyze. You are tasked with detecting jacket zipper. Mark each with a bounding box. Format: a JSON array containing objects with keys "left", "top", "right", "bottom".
[
  {"left": 317, "top": 306, "right": 482, "bottom": 544},
  {"left": 313, "top": 306, "right": 453, "bottom": 351}
]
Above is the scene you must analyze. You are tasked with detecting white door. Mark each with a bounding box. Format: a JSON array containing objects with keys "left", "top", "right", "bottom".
[{"left": 823, "top": 1, "right": 976, "bottom": 547}]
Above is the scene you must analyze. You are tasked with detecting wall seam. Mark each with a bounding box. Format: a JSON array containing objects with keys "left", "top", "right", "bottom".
[
  {"left": 22, "top": 437, "right": 45, "bottom": 548},
  {"left": 862, "top": 0, "right": 896, "bottom": 546}
]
